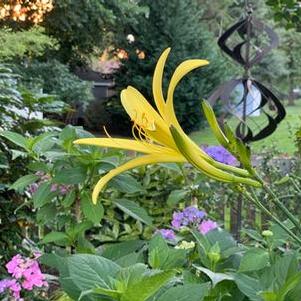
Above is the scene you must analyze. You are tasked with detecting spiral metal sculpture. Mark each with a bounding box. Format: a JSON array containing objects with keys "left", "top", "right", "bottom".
[{"left": 208, "top": 1, "right": 286, "bottom": 143}]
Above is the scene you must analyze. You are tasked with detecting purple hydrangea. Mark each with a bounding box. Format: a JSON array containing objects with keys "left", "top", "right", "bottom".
[
  {"left": 156, "top": 229, "right": 176, "bottom": 240},
  {"left": 203, "top": 145, "right": 237, "bottom": 166},
  {"left": 171, "top": 206, "right": 206, "bottom": 229},
  {"left": 198, "top": 220, "right": 218, "bottom": 235}
]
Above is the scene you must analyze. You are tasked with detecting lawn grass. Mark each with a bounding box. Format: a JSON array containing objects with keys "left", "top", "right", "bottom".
[{"left": 189, "top": 101, "right": 301, "bottom": 155}]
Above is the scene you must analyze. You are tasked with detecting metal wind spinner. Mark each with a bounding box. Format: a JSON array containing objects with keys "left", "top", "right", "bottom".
[{"left": 208, "top": 2, "right": 286, "bottom": 143}]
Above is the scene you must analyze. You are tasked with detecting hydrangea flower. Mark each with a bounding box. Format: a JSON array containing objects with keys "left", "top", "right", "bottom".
[
  {"left": 171, "top": 206, "right": 206, "bottom": 229},
  {"left": 156, "top": 229, "right": 176, "bottom": 240},
  {"left": 199, "top": 220, "right": 218, "bottom": 235},
  {"left": 203, "top": 145, "right": 237, "bottom": 166},
  {"left": 1, "top": 253, "right": 48, "bottom": 300}
]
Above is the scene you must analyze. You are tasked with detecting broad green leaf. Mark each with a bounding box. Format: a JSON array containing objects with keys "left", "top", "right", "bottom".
[
  {"left": 67, "top": 221, "right": 93, "bottom": 242},
  {"left": 84, "top": 287, "right": 120, "bottom": 300},
  {"left": 32, "top": 182, "right": 57, "bottom": 208},
  {"left": 261, "top": 291, "right": 277, "bottom": 301},
  {"left": 121, "top": 269, "right": 175, "bottom": 301},
  {"left": 157, "top": 283, "right": 209, "bottom": 301},
  {"left": 62, "top": 190, "right": 76, "bottom": 208},
  {"left": 10, "top": 174, "right": 39, "bottom": 191},
  {"left": 114, "top": 199, "right": 153, "bottom": 226},
  {"left": 42, "top": 231, "right": 69, "bottom": 245},
  {"left": 239, "top": 248, "right": 269, "bottom": 272},
  {"left": 116, "top": 252, "right": 144, "bottom": 267},
  {"left": 37, "top": 203, "right": 56, "bottom": 223},
  {"left": 206, "top": 229, "right": 236, "bottom": 252},
  {"left": 167, "top": 189, "right": 189, "bottom": 206},
  {"left": 102, "top": 240, "right": 145, "bottom": 261},
  {"left": 81, "top": 192, "right": 104, "bottom": 224},
  {"left": 53, "top": 166, "right": 87, "bottom": 184},
  {"left": 148, "top": 235, "right": 186, "bottom": 270},
  {"left": 0, "top": 131, "right": 28, "bottom": 150},
  {"left": 31, "top": 132, "right": 57, "bottom": 153},
  {"left": 193, "top": 266, "right": 234, "bottom": 287},
  {"left": 110, "top": 173, "right": 144, "bottom": 193},
  {"left": 67, "top": 255, "right": 120, "bottom": 293},
  {"left": 234, "top": 273, "right": 263, "bottom": 301},
  {"left": 277, "top": 272, "right": 301, "bottom": 300}
]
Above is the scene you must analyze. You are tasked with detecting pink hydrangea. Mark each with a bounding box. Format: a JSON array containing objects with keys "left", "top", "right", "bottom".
[
  {"left": 1, "top": 253, "right": 48, "bottom": 300},
  {"left": 199, "top": 220, "right": 218, "bottom": 235},
  {"left": 6, "top": 255, "right": 25, "bottom": 279}
]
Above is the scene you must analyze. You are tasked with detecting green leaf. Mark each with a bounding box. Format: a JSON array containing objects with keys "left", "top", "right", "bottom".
[
  {"left": 261, "top": 292, "right": 277, "bottom": 301},
  {"left": 102, "top": 240, "right": 145, "bottom": 261},
  {"left": 0, "top": 131, "right": 28, "bottom": 150},
  {"left": 193, "top": 266, "right": 234, "bottom": 287},
  {"left": 37, "top": 203, "right": 57, "bottom": 223},
  {"left": 62, "top": 190, "right": 76, "bottom": 208},
  {"left": 239, "top": 248, "right": 269, "bottom": 272},
  {"left": 10, "top": 174, "right": 39, "bottom": 191},
  {"left": 121, "top": 269, "right": 176, "bottom": 301},
  {"left": 234, "top": 273, "right": 263, "bottom": 301},
  {"left": 42, "top": 231, "right": 69, "bottom": 245},
  {"left": 157, "top": 283, "right": 209, "bottom": 301},
  {"left": 114, "top": 199, "right": 153, "bottom": 226},
  {"left": 277, "top": 272, "right": 301, "bottom": 300},
  {"left": 110, "top": 173, "right": 144, "bottom": 193},
  {"left": 32, "top": 182, "right": 57, "bottom": 208},
  {"left": 167, "top": 189, "right": 189, "bottom": 206},
  {"left": 67, "top": 254, "right": 120, "bottom": 293},
  {"left": 31, "top": 132, "right": 57, "bottom": 153},
  {"left": 53, "top": 166, "right": 87, "bottom": 184},
  {"left": 148, "top": 235, "right": 187, "bottom": 270},
  {"left": 81, "top": 192, "right": 104, "bottom": 224}
]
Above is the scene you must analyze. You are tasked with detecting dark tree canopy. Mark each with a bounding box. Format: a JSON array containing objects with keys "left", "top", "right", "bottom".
[{"left": 105, "top": 0, "right": 234, "bottom": 134}]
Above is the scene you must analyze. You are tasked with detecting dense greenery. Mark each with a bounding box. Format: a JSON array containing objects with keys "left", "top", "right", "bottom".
[
  {"left": 266, "top": 0, "right": 301, "bottom": 30},
  {"left": 15, "top": 60, "right": 93, "bottom": 107},
  {"left": 1, "top": 1, "right": 301, "bottom": 301}
]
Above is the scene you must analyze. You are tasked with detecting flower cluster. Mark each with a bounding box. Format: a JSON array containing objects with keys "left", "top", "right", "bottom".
[
  {"left": 0, "top": 253, "right": 48, "bottom": 300},
  {"left": 203, "top": 145, "right": 237, "bottom": 166},
  {"left": 156, "top": 206, "right": 218, "bottom": 241},
  {"left": 172, "top": 206, "right": 206, "bottom": 229},
  {"left": 28, "top": 171, "right": 71, "bottom": 196}
]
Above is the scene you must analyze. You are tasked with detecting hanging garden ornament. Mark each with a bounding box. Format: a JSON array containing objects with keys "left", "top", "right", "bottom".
[{"left": 208, "top": 1, "right": 286, "bottom": 143}]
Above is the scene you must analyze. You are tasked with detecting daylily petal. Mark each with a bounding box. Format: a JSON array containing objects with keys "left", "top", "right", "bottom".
[
  {"left": 121, "top": 86, "right": 176, "bottom": 149},
  {"left": 92, "top": 153, "right": 186, "bottom": 203},
  {"left": 165, "top": 59, "right": 209, "bottom": 127},
  {"left": 73, "top": 138, "right": 166, "bottom": 154},
  {"left": 152, "top": 48, "right": 170, "bottom": 116}
]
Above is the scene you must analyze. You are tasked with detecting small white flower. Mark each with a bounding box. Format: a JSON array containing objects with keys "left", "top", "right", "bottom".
[{"left": 126, "top": 34, "right": 135, "bottom": 43}]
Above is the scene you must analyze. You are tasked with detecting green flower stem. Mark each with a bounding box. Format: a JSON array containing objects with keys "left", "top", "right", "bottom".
[
  {"left": 243, "top": 188, "right": 301, "bottom": 245},
  {"left": 253, "top": 171, "right": 301, "bottom": 233},
  {"left": 289, "top": 177, "right": 301, "bottom": 194}
]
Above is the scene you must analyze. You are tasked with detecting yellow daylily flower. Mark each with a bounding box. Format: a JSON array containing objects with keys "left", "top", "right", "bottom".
[{"left": 74, "top": 48, "right": 261, "bottom": 204}]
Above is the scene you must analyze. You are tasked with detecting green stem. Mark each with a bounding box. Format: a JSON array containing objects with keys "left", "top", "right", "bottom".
[
  {"left": 243, "top": 188, "right": 301, "bottom": 245},
  {"left": 254, "top": 171, "right": 301, "bottom": 232},
  {"left": 290, "top": 177, "right": 301, "bottom": 194}
]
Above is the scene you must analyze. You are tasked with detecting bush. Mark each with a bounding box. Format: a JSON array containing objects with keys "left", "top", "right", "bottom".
[{"left": 15, "top": 60, "right": 93, "bottom": 107}]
